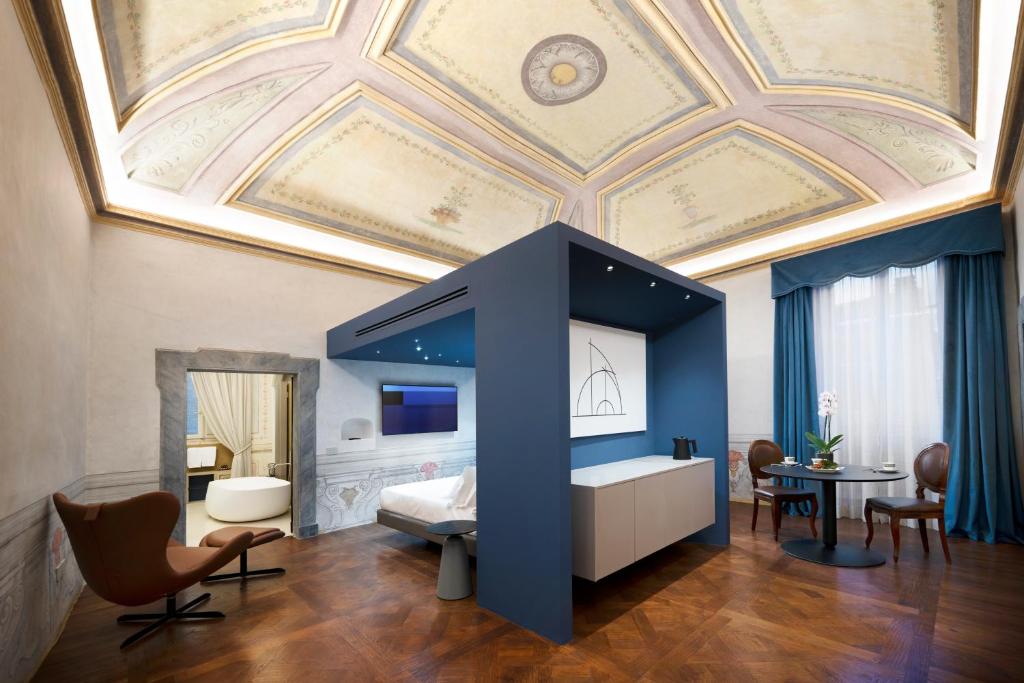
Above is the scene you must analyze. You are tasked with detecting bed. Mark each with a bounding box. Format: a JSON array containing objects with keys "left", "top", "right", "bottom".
[{"left": 376, "top": 467, "right": 477, "bottom": 555}]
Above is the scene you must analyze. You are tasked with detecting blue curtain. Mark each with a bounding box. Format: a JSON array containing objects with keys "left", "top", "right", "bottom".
[
  {"left": 772, "top": 204, "right": 1003, "bottom": 297},
  {"left": 943, "top": 253, "right": 1024, "bottom": 543},
  {"left": 773, "top": 286, "right": 819, "bottom": 509}
]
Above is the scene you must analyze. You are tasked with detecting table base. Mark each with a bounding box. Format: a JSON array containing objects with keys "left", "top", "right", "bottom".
[
  {"left": 781, "top": 539, "right": 886, "bottom": 567},
  {"left": 437, "top": 535, "right": 473, "bottom": 600}
]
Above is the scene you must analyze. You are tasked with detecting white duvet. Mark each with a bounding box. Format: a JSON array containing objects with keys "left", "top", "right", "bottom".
[{"left": 379, "top": 473, "right": 476, "bottom": 524}]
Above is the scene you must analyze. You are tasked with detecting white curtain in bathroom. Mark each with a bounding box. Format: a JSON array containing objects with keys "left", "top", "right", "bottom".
[
  {"left": 191, "top": 372, "right": 259, "bottom": 477},
  {"left": 812, "top": 261, "right": 944, "bottom": 523}
]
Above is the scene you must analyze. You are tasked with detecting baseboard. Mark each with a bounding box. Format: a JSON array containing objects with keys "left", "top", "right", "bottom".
[
  {"left": 27, "top": 583, "right": 84, "bottom": 683},
  {"left": 297, "top": 523, "right": 319, "bottom": 538}
]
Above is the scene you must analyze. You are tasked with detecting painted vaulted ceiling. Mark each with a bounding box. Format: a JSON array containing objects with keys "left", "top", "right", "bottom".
[{"left": 56, "top": 0, "right": 1020, "bottom": 280}]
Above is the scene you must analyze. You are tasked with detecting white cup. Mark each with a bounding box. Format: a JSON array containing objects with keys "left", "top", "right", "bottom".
[
  {"left": 811, "top": 458, "right": 824, "bottom": 469},
  {"left": 881, "top": 461, "right": 896, "bottom": 471},
  {"left": 783, "top": 456, "right": 796, "bottom": 464}
]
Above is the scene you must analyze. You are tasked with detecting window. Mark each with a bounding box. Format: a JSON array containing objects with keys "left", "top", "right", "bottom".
[
  {"left": 186, "top": 373, "right": 199, "bottom": 437},
  {"left": 813, "top": 261, "right": 944, "bottom": 519}
]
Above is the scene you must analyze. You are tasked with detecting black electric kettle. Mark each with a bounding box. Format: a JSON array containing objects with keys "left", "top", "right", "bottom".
[{"left": 672, "top": 437, "right": 698, "bottom": 460}]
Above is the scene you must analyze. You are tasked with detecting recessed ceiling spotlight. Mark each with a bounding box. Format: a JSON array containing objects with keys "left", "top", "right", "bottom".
[
  {"left": 376, "top": 350, "right": 381, "bottom": 354},
  {"left": 650, "top": 281, "right": 656, "bottom": 287},
  {"left": 606, "top": 265, "right": 614, "bottom": 272},
  {"left": 456, "top": 360, "right": 460, "bottom": 364},
  {"left": 424, "top": 355, "right": 429, "bottom": 361},
  {"left": 684, "top": 294, "right": 691, "bottom": 300},
  {"left": 437, "top": 353, "right": 442, "bottom": 357},
  {"left": 416, "top": 346, "right": 422, "bottom": 351},
  {"left": 414, "top": 339, "right": 419, "bottom": 343}
]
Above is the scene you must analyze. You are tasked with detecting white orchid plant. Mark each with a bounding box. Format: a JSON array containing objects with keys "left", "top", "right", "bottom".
[{"left": 805, "top": 390, "right": 843, "bottom": 463}]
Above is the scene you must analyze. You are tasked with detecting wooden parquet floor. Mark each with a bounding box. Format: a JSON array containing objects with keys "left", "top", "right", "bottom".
[{"left": 35, "top": 503, "right": 1024, "bottom": 682}]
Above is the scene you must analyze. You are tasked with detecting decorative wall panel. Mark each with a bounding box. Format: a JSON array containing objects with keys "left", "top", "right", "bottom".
[
  {"left": 369, "top": 0, "right": 728, "bottom": 180},
  {"left": 230, "top": 85, "right": 562, "bottom": 264},
  {"left": 317, "top": 444, "right": 475, "bottom": 531},
  {"left": 601, "top": 123, "right": 874, "bottom": 263},
  {"left": 705, "top": 0, "right": 976, "bottom": 131}
]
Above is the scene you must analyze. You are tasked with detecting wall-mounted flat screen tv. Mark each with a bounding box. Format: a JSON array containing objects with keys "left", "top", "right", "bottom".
[{"left": 381, "top": 384, "right": 458, "bottom": 436}]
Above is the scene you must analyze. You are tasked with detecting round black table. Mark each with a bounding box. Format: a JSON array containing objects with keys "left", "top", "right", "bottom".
[
  {"left": 762, "top": 464, "right": 908, "bottom": 567},
  {"left": 425, "top": 520, "right": 476, "bottom": 600}
]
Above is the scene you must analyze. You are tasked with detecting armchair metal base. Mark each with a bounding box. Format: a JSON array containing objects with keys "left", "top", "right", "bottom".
[
  {"left": 116, "top": 593, "right": 223, "bottom": 649},
  {"left": 201, "top": 549, "right": 286, "bottom": 583}
]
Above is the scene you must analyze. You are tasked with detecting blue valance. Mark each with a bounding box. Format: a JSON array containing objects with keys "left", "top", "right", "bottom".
[{"left": 771, "top": 203, "right": 1004, "bottom": 298}]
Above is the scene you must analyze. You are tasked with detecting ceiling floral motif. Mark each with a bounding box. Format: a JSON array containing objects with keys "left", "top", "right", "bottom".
[
  {"left": 775, "top": 106, "right": 976, "bottom": 187},
  {"left": 366, "top": 0, "right": 731, "bottom": 181},
  {"left": 704, "top": 0, "right": 977, "bottom": 132},
  {"left": 121, "top": 67, "right": 324, "bottom": 193},
  {"left": 600, "top": 123, "right": 877, "bottom": 263},
  {"left": 227, "top": 84, "right": 562, "bottom": 264},
  {"left": 94, "top": 0, "right": 346, "bottom": 126}
]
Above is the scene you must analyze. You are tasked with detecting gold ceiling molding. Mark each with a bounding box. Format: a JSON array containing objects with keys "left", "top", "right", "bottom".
[
  {"left": 223, "top": 82, "right": 564, "bottom": 266},
  {"left": 93, "top": 0, "right": 348, "bottom": 130},
  {"left": 997, "top": 6, "right": 1024, "bottom": 203},
  {"left": 702, "top": 0, "right": 979, "bottom": 136},
  {"left": 14, "top": 0, "right": 104, "bottom": 211},
  {"left": 363, "top": 0, "right": 733, "bottom": 184},
  {"left": 598, "top": 121, "right": 880, "bottom": 264}
]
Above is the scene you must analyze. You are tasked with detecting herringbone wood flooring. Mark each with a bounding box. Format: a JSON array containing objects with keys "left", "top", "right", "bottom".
[{"left": 35, "top": 503, "right": 1024, "bottom": 682}]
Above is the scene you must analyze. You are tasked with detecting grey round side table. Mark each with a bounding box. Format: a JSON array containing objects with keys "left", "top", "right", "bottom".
[{"left": 425, "top": 519, "right": 476, "bottom": 600}]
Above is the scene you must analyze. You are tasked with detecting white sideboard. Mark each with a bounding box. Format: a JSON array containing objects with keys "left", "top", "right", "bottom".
[{"left": 570, "top": 455, "right": 715, "bottom": 581}]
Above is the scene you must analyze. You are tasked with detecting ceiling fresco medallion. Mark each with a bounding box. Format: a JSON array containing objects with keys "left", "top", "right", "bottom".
[
  {"left": 94, "top": 0, "right": 346, "bottom": 127},
  {"left": 365, "top": 0, "right": 730, "bottom": 182},
  {"left": 599, "top": 122, "right": 877, "bottom": 263},
  {"left": 226, "top": 84, "right": 562, "bottom": 265},
  {"left": 521, "top": 34, "right": 607, "bottom": 106},
  {"left": 775, "top": 106, "right": 976, "bottom": 187},
  {"left": 703, "top": 0, "right": 977, "bottom": 133}
]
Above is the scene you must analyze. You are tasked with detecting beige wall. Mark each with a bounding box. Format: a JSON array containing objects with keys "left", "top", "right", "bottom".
[
  {"left": 0, "top": 3, "right": 92, "bottom": 679},
  {"left": 709, "top": 265, "right": 774, "bottom": 442},
  {"left": 0, "top": 1, "right": 91, "bottom": 519},
  {"left": 87, "top": 223, "right": 413, "bottom": 474}
]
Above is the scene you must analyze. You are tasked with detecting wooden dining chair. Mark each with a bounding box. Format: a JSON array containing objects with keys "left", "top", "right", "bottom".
[
  {"left": 748, "top": 440, "right": 818, "bottom": 541},
  {"left": 864, "top": 442, "right": 951, "bottom": 564}
]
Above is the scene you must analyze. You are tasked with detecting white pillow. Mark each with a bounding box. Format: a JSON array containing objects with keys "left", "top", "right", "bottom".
[{"left": 451, "top": 466, "right": 476, "bottom": 508}]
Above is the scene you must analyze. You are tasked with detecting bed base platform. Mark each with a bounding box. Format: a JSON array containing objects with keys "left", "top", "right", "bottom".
[{"left": 376, "top": 509, "right": 477, "bottom": 556}]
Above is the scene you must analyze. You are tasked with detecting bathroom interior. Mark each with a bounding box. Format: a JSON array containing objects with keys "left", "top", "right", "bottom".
[{"left": 184, "top": 371, "right": 294, "bottom": 546}]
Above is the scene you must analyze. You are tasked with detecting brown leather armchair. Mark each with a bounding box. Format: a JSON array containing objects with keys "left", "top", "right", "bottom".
[
  {"left": 748, "top": 440, "right": 819, "bottom": 541},
  {"left": 865, "top": 442, "right": 951, "bottom": 564},
  {"left": 52, "top": 491, "right": 253, "bottom": 648}
]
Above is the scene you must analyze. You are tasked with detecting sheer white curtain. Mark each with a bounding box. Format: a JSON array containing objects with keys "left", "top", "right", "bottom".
[
  {"left": 812, "top": 261, "right": 944, "bottom": 521},
  {"left": 191, "top": 372, "right": 260, "bottom": 477}
]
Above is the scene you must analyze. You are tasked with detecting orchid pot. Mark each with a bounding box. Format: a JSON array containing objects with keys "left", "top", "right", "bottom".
[{"left": 806, "top": 391, "right": 844, "bottom": 468}]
